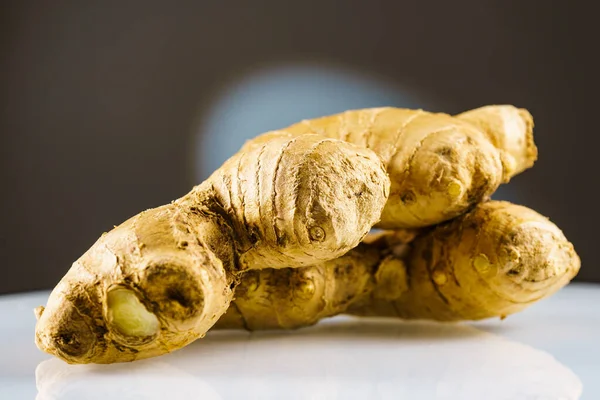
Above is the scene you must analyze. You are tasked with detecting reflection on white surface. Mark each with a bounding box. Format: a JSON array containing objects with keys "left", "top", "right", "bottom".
[
  {"left": 35, "top": 319, "right": 581, "bottom": 400},
  {"left": 36, "top": 359, "right": 221, "bottom": 400}
]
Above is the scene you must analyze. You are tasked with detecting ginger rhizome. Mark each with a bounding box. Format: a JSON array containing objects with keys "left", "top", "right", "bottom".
[
  {"left": 216, "top": 201, "right": 580, "bottom": 330},
  {"left": 34, "top": 104, "right": 577, "bottom": 365},
  {"left": 35, "top": 134, "right": 390, "bottom": 363},
  {"left": 252, "top": 104, "right": 536, "bottom": 228}
]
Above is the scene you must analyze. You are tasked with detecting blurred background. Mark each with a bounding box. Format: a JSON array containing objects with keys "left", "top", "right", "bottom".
[{"left": 1, "top": 0, "right": 597, "bottom": 294}]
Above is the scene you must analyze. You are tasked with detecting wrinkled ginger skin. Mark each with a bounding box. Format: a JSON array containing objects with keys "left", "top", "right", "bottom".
[
  {"left": 209, "top": 134, "right": 391, "bottom": 268},
  {"left": 247, "top": 105, "right": 536, "bottom": 229},
  {"left": 35, "top": 204, "right": 234, "bottom": 364},
  {"left": 351, "top": 201, "right": 580, "bottom": 321},
  {"left": 216, "top": 244, "right": 381, "bottom": 330},
  {"left": 216, "top": 201, "right": 580, "bottom": 330},
  {"left": 456, "top": 105, "right": 537, "bottom": 176},
  {"left": 35, "top": 134, "right": 390, "bottom": 364}
]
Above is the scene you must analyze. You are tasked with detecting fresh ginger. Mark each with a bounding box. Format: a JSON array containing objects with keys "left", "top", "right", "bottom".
[
  {"left": 35, "top": 134, "right": 390, "bottom": 363},
  {"left": 249, "top": 105, "right": 536, "bottom": 228},
  {"left": 215, "top": 201, "right": 580, "bottom": 330},
  {"left": 35, "top": 104, "right": 573, "bottom": 365}
]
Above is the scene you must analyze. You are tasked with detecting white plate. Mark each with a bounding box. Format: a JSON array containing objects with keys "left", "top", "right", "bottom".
[{"left": 2, "top": 284, "right": 598, "bottom": 400}]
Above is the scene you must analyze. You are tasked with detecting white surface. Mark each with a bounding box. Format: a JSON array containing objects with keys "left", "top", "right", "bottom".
[{"left": 1, "top": 284, "right": 599, "bottom": 400}]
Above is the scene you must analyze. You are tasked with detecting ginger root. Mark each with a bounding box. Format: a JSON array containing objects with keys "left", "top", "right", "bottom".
[
  {"left": 35, "top": 134, "right": 390, "bottom": 363},
  {"left": 35, "top": 104, "right": 576, "bottom": 365},
  {"left": 249, "top": 105, "right": 536, "bottom": 228},
  {"left": 216, "top": 201, "right": 580, "bottom": 330}
]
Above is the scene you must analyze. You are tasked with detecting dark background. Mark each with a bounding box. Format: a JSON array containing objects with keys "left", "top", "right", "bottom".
[{"left": 1, "top": 0, "right": 598, "bottom": 294}]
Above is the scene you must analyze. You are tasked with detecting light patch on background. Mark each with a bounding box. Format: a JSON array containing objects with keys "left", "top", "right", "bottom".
[
  {"left": 194, "top": 64, "right": 429, "bottom": 181},
  {"left": 193, "top": 64, "right": 516, "bottom": 202}
]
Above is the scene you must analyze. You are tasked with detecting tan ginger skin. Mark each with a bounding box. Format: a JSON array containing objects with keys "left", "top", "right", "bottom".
[
  {"left": 253, "top": 104, "right": 537, "bottom": 228},
  {"left": 35, "top": 135, "right": 390, "bottom": 363},
  {"left": 216, "top": 201, "right": 580, "bottom": 330},
  {"left": 35, "top": 105, "right": 577, "bottom": 365}
]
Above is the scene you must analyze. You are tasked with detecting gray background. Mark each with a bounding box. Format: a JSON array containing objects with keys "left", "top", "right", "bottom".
[{"left": 1, "top": 0, "right": 597, "bottom": 294}]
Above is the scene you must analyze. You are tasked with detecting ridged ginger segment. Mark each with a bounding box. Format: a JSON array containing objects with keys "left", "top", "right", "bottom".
[
  {"left": 354, "top": 201, "right": 580, "bottom": 321},
  {"left": 34, "top": 134, "right": 390, "bottom": 364},
  {"left": 247, "top": 105, "right": 536, "bottom": 228},
  {"left": 216, "top": 201, "right": 580, "bottom": 329}
]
